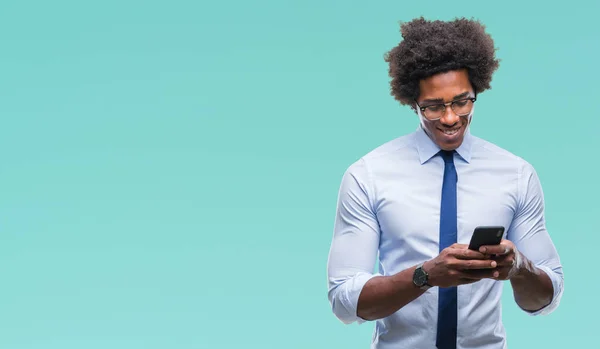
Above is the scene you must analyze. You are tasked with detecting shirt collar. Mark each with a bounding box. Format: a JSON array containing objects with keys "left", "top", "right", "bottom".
[{"left": 415, "top": 124, "right": 473, "bottom": 164}]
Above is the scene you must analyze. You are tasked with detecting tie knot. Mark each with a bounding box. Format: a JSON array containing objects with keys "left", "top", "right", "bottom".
[{"left": 440, "top": 150, "right": 455, "bottom": 164}]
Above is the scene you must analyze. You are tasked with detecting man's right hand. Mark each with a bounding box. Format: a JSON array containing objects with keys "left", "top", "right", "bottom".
[{"left": 423, "top": 243, "right": 498, "bottom": 288}]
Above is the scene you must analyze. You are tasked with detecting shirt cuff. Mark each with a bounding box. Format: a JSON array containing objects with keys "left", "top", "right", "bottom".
[
  {"left": 329, "top": 271, "right": 382, "bottom": 324},
  {"left": 520, "top": 264, "right": 564, "bottom": 316}
]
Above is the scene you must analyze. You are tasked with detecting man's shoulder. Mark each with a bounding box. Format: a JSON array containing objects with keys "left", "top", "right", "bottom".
[
  {"left": 471, "top": 135, "right": 534, "bottom": 172},
  {"left": 342, "top": 131, "right": 417, "bottom": 178},
  {"left": 362, "top": 131, "right": 416, "bottom": 161}
]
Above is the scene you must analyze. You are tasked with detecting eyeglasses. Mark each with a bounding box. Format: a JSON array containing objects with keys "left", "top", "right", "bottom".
[{"left": 415, "top": 97, "right": 476, "bottom": 121}]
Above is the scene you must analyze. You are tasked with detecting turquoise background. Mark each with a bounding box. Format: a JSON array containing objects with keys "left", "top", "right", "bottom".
[{"left": 0, "top": 1, "right": 596, "bottom": 348}]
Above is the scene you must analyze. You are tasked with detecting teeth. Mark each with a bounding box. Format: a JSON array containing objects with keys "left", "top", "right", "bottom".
[{"left": 442, "top": 128, "right": 459, "bottom": 135}]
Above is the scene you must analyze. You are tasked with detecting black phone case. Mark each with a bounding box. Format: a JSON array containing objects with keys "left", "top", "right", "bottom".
[{"left": 468, "top": 226, "right": 505, "bottom": 251}]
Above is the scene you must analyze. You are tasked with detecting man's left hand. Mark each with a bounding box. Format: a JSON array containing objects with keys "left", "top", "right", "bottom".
[{"left": 479, "top": 240, "right": 522, "bottom": 280}]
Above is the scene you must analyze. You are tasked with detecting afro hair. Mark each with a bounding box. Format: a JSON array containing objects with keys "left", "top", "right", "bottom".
[{"left": 384, "top": 17, "right": 500, "bottom": 108}]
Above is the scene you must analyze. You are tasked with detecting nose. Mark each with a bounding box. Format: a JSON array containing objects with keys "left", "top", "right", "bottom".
[{"left": 440, "top": 105, "right": 459, "bottom": 125}]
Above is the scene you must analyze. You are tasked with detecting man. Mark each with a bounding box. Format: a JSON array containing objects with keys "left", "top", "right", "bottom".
[{"left": 326, "top": 17, "right": 564, "bottom": 349}]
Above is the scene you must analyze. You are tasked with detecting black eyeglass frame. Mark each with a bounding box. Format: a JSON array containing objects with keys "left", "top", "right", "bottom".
[{"left": 414, "top": 96, "right": 477, "bottom": 121}]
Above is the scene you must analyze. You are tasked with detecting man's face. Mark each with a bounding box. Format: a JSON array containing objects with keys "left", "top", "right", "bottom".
[{"left": 416, "top": 69, "right": 475, "bottom": 151}]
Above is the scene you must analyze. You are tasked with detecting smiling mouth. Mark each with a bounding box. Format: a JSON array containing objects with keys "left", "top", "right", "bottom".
[{"left": 439, "top": 126, "right": 461, "bottom": 136}]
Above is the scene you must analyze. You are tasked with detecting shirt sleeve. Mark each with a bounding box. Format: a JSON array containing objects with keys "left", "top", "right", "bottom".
[
  {"left": 326, "top": 158, "right": 382, "bottom": 324},
  {"left": 507, "top": 160, "right": 564, "bottom": 316}
]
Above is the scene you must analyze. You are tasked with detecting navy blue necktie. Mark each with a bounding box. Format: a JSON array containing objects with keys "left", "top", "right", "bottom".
[{"left": 437, "top": 150, "right": 458, "bottom": 349}]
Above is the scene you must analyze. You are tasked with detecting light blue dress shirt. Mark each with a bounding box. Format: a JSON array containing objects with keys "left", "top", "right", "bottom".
[{"left": 326, "top": 125, "right": 564, "bottom": 349}]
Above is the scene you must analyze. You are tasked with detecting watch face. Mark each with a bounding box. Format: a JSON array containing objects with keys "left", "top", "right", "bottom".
[{"left": 414, "top": 268, "right": 427, "bottom": 286}]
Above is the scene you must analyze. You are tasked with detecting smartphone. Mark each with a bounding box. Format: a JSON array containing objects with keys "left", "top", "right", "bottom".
[{"left": 468, "top": 226, "right": 505, "bottom": 251}]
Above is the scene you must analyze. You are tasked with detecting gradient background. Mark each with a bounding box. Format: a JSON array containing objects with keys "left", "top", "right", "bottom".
[{"left": 0, "top": 1, "right": 597, "bottom": 348}]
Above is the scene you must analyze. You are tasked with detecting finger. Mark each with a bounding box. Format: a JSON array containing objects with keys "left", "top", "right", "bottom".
[
  {"left": 490, "top": 253, "right": 511, "bottom": 262},
  {"left": 456, "top": 259, "right": 498, "bottom": 269},
  {"left": 479, "top": 244, "right": 512, "bottom": 255},
  {"left": 490, "top": 267, "right": 512, "bottom": 280},
  {"left": 493, "top": 257, "right": 515, "bottom": 268},
  {"left": 451, "top": 248, "right": 489, "bottom": 260}
]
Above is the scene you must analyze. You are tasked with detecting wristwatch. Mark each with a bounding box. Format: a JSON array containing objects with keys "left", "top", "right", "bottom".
[{"left": 413, "top": 263, "right": 432, "bottom": 290}]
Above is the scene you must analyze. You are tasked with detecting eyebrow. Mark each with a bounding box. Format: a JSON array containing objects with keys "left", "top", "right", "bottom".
[{"left": 420, "top": 91, "right": 471, "bottom": 105}]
